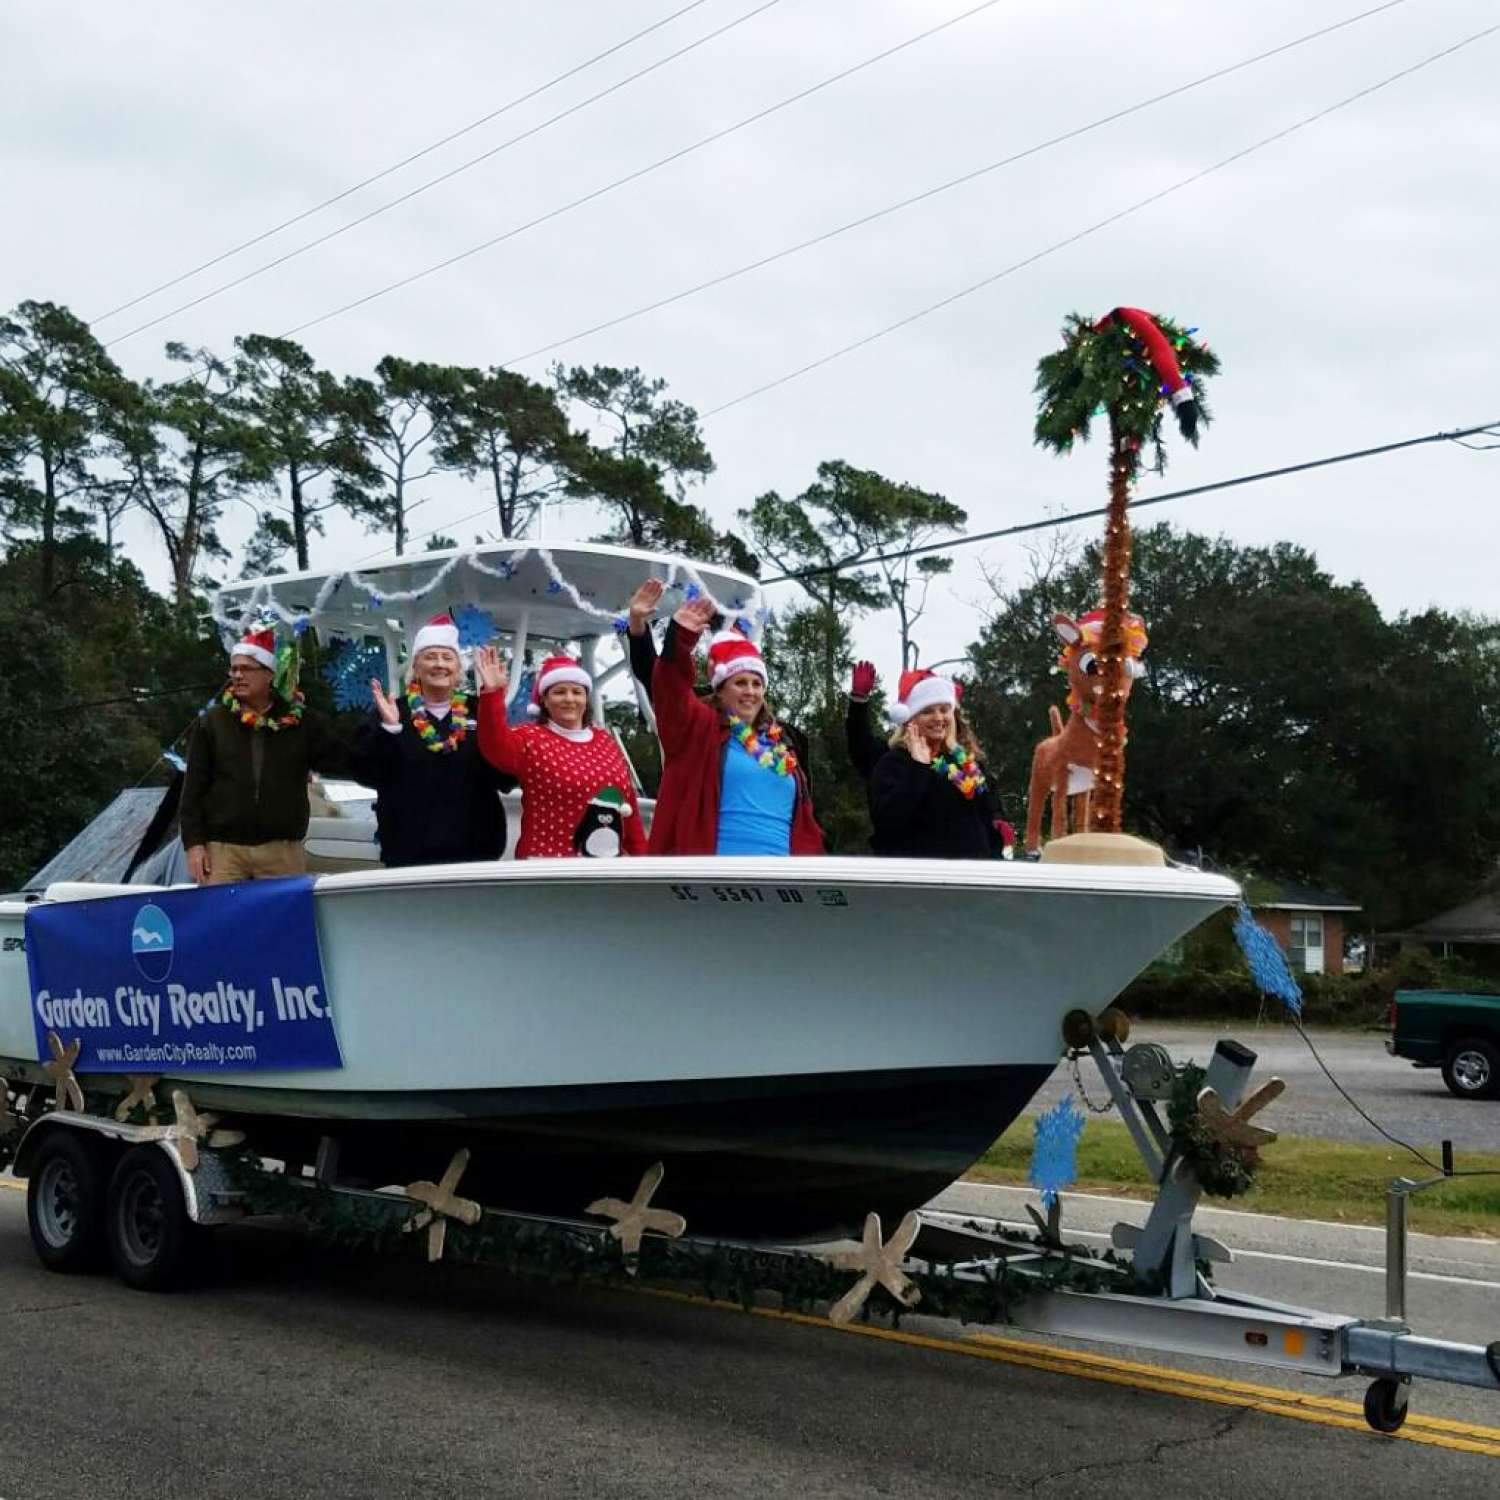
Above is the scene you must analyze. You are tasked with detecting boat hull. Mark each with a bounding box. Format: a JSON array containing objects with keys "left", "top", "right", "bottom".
[{"left": 0, "top": 856, "right": 1237, "bottom": 1238}]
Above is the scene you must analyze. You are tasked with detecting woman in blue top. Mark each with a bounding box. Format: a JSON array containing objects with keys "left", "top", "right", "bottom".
[{"left": 647, "top": 595, "right": 824, "bottom": 857}]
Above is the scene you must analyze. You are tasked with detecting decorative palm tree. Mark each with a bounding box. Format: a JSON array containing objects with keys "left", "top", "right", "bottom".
[{"left": 1034, "top": 308, "right": 1219, "bottom": 834}]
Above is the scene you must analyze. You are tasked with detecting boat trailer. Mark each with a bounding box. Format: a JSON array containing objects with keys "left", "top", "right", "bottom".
[{"left": 7, "top": 1023, "right": 1499, "bottom": 1435}]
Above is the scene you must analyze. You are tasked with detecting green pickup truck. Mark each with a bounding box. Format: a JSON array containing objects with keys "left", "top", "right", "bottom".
[{"left": 1388, "top": 990, "right": 1500, "bottom": 1100}]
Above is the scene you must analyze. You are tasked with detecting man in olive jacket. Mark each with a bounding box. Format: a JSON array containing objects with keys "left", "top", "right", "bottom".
[{"left": 180, "top": 628, "right": 344, "bottom": 885}]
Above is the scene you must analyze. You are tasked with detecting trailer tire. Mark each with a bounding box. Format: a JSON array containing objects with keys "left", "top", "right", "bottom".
[
  {"left": 106, "top": 1145, "right": 204, "bottom": 1292},
  {"left": 1363, "top": 1377, "right": 1409, "bottom": 1433},
  {"left": 1440, "top": 1037, "right": 1500, "bottom": 1100},
  {"left": 27, "top": 1130, "right": 110, "bottom": 1273}
]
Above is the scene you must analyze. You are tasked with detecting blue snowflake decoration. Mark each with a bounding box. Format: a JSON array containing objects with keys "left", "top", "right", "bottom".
[
  {"left": 370, "top": 592, "right": 382, "bottom": 608},
  {"left": 612, "top": 615, "right": 630, "bottom": 634},
  {"left": 546, "top": 578, "right": 563, "bottom": 595},
  {"left": 684, "top": 582, "right": 701, "bottom": 602},
  {"left": 324, "top": 639, "right": 386, "bottom": 711},
  {"left": 1028, "top": 1095, "right": 1086, "bottom": 1210},
  {"left": 292, "top": 614, "right": 310, "bottom": 637},
  {"left": 1233, "top": 902, "right": 1303, "bottom": 1017},
  {"left": 452, "top": 604, "right": 497, "bottom": 650}
]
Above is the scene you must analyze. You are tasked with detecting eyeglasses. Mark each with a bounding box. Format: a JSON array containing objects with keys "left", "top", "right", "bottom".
[{"left": 227, "top": 664, "right": 271, "bottom": 677}]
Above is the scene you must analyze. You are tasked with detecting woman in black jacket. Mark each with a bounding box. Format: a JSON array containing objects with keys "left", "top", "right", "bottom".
[
  {"left": 349, "top": 614, "right": 516, "bottom": 867},
  {"left": 868, "top": 669, "right": 1006, "bottom": 860}
]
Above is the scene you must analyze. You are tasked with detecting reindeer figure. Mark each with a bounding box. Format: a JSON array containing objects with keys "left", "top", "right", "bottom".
[{"left": 1024, "top": 609, "right": 1148, "bottom": 855}]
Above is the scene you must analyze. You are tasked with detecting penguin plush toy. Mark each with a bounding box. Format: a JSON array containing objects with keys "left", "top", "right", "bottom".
[{"left": 572, "top": 786, "right": 632, "bottom": 858}]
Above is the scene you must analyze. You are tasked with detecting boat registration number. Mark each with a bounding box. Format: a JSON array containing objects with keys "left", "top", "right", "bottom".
[{"left": 668, "top": 884, "right": 847, "bottom": 907}]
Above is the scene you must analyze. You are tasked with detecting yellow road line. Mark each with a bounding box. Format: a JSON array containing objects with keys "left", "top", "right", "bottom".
[
  {"left": 967, "top": 1331, "right": 1500, "bottom": 1441},
  {"left": 641, "top": 1288, "right": 1500, "bottom": 1460},
  {"left": 2, "top": 1182, "right": 1493, "bottom": 1458}
]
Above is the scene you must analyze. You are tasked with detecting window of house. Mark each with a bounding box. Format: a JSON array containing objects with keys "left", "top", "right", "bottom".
[{"left": 1288, "top": 913, "right": 1325, "bottom": 975}]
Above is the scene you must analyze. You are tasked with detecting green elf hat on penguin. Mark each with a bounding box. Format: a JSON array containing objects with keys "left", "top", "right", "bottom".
[{"left": 573, "top": 785, "right": 633, "bottom": 858}]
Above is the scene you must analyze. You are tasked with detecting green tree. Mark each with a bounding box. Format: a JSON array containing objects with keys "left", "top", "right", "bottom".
[
  {"left": 554, "top": 363, "right": 722, "bottom": 550},
  {"left": 0, "top": 300, "right": 138, "bottom": 598},
  {"left": 233, "top": 334, "right": 378, "bottom": 571},
  {"left": 345, "top": 357, "right": 464, "bottom": 557},
  {"left": 741, "top": 461, "right": 961, "bottom": 711},
  {"left": 966, "top": 523, "right": 1500, "bottom": 928},
  {"left": 434, "top": 366, "right": 584, "bottom": 539},
  {"left": 122, "top": 343, "right": 269, "bottom": 614}
]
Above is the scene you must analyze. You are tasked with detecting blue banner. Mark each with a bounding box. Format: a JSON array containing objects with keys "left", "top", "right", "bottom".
[{"left": 25, "top": 877, "right": 341, "bottom": 1073}]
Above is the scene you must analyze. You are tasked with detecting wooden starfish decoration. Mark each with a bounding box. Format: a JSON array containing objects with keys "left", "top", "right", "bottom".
[
  {"left": 1198, "top": 1078, "right": 1285, "bottom": 1150},
  {"left": 405, "top": 1148, "right": 483, "bottom": 1262},
  {"left": 42, "top": 1032, "right": 84, "bottom": 1113},
  {"left": 586, "top": 1162, "right": 687, "bottom": 1271},
  {"left": 114, "top": 1074, "right": 162, "bottom": 1122},
  {"left": 168, "top": 1089, "right": 246, "bottom": 1171},
  {"left": 825, "top": 1211, "right": 923, "bottom": 1326}
]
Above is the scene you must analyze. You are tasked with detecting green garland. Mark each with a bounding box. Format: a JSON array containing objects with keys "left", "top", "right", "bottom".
[
  {"left": 1034, "top": 312, "right": 1220, "bottom": 480},
  {"left": 1167, "top": 1063, "right": 1260, "bottom": 1199},
  {"left": 223, "top": 1152, "right": 1142, "bottom": 1328}
]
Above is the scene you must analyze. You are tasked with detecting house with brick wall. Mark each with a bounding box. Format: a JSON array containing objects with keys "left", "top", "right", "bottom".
[{"left": 1253, "top": 882, "right": 1361, "bottom": 976}]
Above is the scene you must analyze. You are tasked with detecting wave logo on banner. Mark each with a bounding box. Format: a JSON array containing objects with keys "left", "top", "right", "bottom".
[{"left": 130, "top": 904, "right": 174, "bottom": 983}]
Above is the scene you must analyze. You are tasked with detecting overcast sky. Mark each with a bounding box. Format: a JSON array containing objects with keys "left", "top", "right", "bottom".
[{"left": 4, "top": 0, "right": 1496, "bottom": 670}]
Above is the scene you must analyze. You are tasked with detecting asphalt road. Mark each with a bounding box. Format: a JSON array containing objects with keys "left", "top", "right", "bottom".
[
  {"left": 1023, "top": 1021, "right": 1500, "bottom": 1155},
  {"left": 2, "top": 1182, "right": 1498, "bottom": 1499}
]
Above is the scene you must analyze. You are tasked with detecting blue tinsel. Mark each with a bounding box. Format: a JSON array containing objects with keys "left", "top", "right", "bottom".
[
  {"left": 1028, "top": 1094, "right": 1086, "bottom": 1210},
  {"left": 1232, "top": 901, "right": 1303, "bottom": 1017}
]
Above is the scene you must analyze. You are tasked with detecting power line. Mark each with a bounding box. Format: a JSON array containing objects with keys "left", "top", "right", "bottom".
[
  {"left": 271, "top": 0, "right": 1009, "bottom": 344},
  {"left": 704, "top": 20, "right": 1500, "bottom": 417},
  {"left": 754, "top": 419, "right": 1500, "bottom": 585},
  {"left": 367, "top": 414, "right": 1499, "bottom": 575},
  {"left": 503, "top": 0, "right": 1411, "bottom": 365},
  {"left": 104, "top": 0, "right": 786, "bottom": 348},
  {"left": 89, "top": 0, "right": 722, "bottom": 326}
]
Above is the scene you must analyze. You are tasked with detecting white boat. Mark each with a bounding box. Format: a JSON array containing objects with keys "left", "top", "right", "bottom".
[{"left": 0, "top": 542, "right": 1239, "bottom": 1238}]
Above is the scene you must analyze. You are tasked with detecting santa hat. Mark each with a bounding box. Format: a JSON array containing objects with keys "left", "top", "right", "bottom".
[
  {"left": 528, "top": 654, "right": 593, "bottom": 717},
  {"left": 411, "top": 612, "right": 460, "bottom": 658},
  {"left": 229, "top": 628, "right": 277, "bottom": 672},
  {"left": 706, "top": 630, "right": 766, "bottom": 689},
  {"left": 1097, "top": 307, "right": 1200, "bottom": 441},
  {"left": 888, "top": 668, "right": 959, "bottom": 725}
]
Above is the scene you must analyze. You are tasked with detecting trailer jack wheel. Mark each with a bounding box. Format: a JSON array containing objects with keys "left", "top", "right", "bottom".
[{"left": 1363, "top": 1376, "right": 1410, "bottom": 1433}]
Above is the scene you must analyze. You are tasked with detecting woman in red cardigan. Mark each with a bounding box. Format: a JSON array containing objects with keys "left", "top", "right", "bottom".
[
  {"left": 475, "top": 645, "right": 645, "bottom": 859},
  {"left": 648, "top": 595, "right": 824, "bottom": 856}
]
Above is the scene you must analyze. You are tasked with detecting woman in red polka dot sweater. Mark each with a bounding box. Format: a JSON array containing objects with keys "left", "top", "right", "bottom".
[{"left": 475, "top": 645, "right": 645, "bottom": 859}]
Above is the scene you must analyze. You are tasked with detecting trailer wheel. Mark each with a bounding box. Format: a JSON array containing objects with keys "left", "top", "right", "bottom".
[
  {"left": 1363, "top": 1377, "right": 1410, "bottom": 1433},
  {"left": 106, "top": 1145, "right": 204, "bottom": 1292},
  {"left": 27, "top": 1130, "right": 110, "bottom": 1273},
  {"left": 1441, "top": 1037, "right": 1500, "bottom": 1100}
]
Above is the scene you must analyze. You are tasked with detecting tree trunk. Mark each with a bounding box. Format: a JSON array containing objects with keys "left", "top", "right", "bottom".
[
  {"left": 290, "top": 462, "right": 309, "bottom": 570},
  {"left": 487, "top": 440, "right": 512, "bottom": 538},
  {"left": 39, "top": 445, "right": 58, "bottom": 599},
  {"left": 1089, "top": 413, "right": 1133, "bottom": 833}
]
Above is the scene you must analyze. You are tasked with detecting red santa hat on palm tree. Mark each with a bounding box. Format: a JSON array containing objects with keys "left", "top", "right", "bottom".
[
  {"left": 528, "top": 653, "right": 593, "bottom": 717},
  {"left": 229, "top": 627, "right": 277, "bottom": 672},
  {"left": 889, "top": 668, "right": 960, "bottom": 725},
  {"left": 706, "top": 630, "right": 767, "bottom": 689}
]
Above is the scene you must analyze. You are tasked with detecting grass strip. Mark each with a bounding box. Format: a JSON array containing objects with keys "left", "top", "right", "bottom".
[{"left": 970, "top": 1117, "right": 1500, "bottom": 1238}]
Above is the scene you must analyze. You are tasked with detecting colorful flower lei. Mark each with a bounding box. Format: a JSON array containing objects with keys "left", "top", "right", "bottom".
[
  {"left": 407, "top": 687, "right": 474, "bottom": 754},
  {"left": 220, "top": 688, "right": 305, "bottom": 732},
  {"left": 726, "top": 715, "right": 798, "bottom": 777},
  {"left": 931, "top": 743, "right": 987, "bottom": 800}
]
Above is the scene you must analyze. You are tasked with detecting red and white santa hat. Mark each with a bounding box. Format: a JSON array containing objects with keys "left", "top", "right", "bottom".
[
  {"left": 229, "top": 627, "right": 277, "bottom": 672},
  {"left": 888, "top": 668, "right": 960, "bottom": 724},
  {"left": 706, "top": 630, "right": 766, "bottom": 689},
  {"left": 411, "top": 612, "right": 461, "bottom": 658},
  {"left": 528, "top": 653, "right": 593, "bottom": 716}
]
